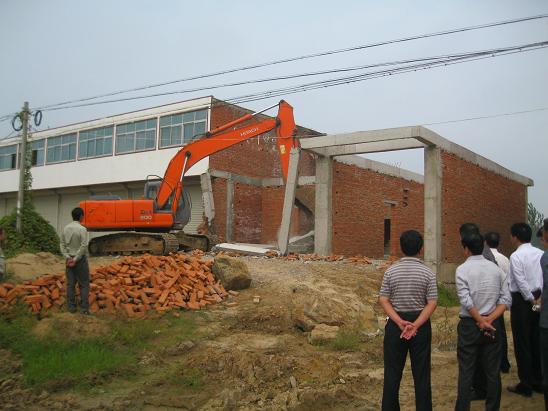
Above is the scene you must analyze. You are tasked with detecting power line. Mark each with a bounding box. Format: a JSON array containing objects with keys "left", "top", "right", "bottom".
[
  {"left": 31, "top": 13, "right": 548, "bottom": 112},
  {"left": 423, "top": 107, "right": 548, "bottom": 126},
  {"left": 37, "top": 41, "right": 548, "bottom": 112}
]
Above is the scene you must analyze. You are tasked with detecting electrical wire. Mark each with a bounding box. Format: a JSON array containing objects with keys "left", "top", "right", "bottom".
[{"left": 30, "top": 13, "right": 548, "bottom": 112}]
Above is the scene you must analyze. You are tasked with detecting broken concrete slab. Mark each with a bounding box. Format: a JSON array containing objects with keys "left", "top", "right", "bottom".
[{"left": 213, "top": 243, "right": 278, "bottom": 256}]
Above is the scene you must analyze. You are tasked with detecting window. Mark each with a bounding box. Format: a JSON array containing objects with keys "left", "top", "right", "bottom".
[
  {"left": 46, "top": 133, "right": 77, "bottom": 164},
  {"left": 31, "top": 140, "right": 45, "bottom": 166},
  {"left": 0, "top": 145, "right": 17, "bottom": 170},
  {"left": 79, "top": 126, "right": 113, "bottom": 159},
  {"left": 159, "top": 109, "right": 207, "bottom": 148},
  {"left": 116, "top": 119, "right": 157, "bottom": 154}
]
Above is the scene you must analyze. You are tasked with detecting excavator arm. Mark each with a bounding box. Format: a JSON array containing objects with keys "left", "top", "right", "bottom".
[{"left": 156, "top": 100, "right": 297, "bottom": 214}]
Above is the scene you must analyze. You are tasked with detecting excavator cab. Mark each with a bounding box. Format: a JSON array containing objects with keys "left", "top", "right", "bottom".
[{"left": 144, "top": 179, "right": 191, "bottom": 229}]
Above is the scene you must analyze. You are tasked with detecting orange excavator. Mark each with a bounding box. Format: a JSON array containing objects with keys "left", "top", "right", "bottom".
[{"left": 80, "top": 100, "right": 298, "bottom": 255}]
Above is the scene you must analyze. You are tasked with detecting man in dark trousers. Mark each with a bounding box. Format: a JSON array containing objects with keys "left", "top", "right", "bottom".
[
  {"left": 379, "top": 230, "right": 438, "bottom": 411},
  {"left": 455, "top": 232, "right": 511, "bottom": 411},
  {"left": 507, "top": 223, "right": 543, "bottom": 396},
  {"left": 60, "top": 207, "right": 90, "bottom": 314}
]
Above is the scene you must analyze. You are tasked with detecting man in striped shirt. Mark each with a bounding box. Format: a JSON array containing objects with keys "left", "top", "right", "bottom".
[{"left": 379, "top": 230, "right": 438, "bottom": 411}]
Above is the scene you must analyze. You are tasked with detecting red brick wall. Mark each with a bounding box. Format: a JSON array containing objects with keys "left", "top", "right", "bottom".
[
  {"left": 441, "top": 151, "right": 527, "bottom": 263},
  {"left": 332, "top": 161, "right": 424, "bottom": 258},
  {"left": 233, "top": 183, "right": 262, "bottom": 243}
]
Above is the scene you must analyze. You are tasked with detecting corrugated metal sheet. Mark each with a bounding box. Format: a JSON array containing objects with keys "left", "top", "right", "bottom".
[{"left": 184, "top": 184, "right": 204, "bottom": 234}]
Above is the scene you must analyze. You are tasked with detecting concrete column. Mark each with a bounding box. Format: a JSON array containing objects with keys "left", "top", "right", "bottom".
[
  {"left": 225, "top": 178, "right": 234, "bottom": 242},
  {"left": 277, "top": 148, "right": 300, "bottom": 255},
  {"left": 423, "top": 146, "right": 442, "bottom": 275},
  {"left": 200, "top": 172, "right": 215, "bottom": 224},
  {"left": 314, "top": 155, "right": 333, "bottom": 256}
]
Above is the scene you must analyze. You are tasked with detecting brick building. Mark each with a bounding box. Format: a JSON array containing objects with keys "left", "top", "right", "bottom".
[{"left": 0, "top": 96, "right": 532, "bottom": 282}]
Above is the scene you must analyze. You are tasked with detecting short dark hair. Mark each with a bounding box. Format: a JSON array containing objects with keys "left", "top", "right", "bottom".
[
  {"left": 484, "top": 232, "right": 500, "bottom": 248},
  {"left": 400, "top": 230, "right": 423, "bottom": 256},
  {"left": 462, "top": 233, "right": 484, "bottom": 255},
  {"left": 510, "top": 223, "right": 532, "bottom": 243},
  {"left": 544, "top": 218, "right": 548, "bottom": 232},
  {"left": 71, "top": 207, "right": 84, "bottom": 221},
  {"left": 459, "top": 223, "right": 480, "bottom": 239},
  {"left": 537, "top": 227, "right": 544, "bottom": 238}
]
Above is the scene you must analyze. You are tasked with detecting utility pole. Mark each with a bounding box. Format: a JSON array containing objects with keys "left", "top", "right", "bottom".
[{"left": 16, "top": 101, "right": 30, "bottom": 233}]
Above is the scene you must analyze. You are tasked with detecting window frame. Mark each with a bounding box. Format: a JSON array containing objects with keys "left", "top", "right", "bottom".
[
  {"left": 46, "top": 133, "right": 77, "bottom": 165},
  {"left": 158, "top": 109, "right": 207, "bottom": 149},
  {"left": 115, "top": 118, "right": 157, "bottom": 156},
  {"left": 0, "top": 144, "right": 18, "bottom": 171},
  {"left": 77, "top": 125, "right": 114, "bottom": 161},
  {"left": 30, "top": 139, "right": 45, "bottom": 167}
]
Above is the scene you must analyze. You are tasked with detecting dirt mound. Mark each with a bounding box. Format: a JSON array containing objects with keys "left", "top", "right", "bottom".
[
  {"left": 33, "top": 312, "right": 111, "bottom": 340},
  {"left": 7, "top": 252, "right": 64, "bottom": 283}
]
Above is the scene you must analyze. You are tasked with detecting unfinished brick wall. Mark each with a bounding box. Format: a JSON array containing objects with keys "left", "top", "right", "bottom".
[
  {"left": 441, "top": 151, "right": 527, "bottom": 262},
  {"left": 332, "top": 161, "right": 424, "bottom": 258},
  {"left": 208, "top": 101, "right": 317, "bottom": 244}
]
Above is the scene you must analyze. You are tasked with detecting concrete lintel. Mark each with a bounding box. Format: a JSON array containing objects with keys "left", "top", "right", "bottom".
[
  {"left": 312, "top": 139, "right": 426, "bottom": 157},
  {"left": 335, "top": 155, "right": 424, "bottom": 184},
  {"left": 277, "top": 148, "right": 300, "bottom": 255},
  {"left": 262, "top": 176, "right": 316, "bottom": 187},
  {"left": 300, "top": 126, "right": 423, "bottom": 150},
  {"left": 209, "top": 169, "right": 263, "bottom": 187}
]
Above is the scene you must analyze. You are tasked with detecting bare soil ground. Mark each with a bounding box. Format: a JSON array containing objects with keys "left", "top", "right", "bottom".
[{"left": 1, "top": 256, "right": 544, "bottom": 410}]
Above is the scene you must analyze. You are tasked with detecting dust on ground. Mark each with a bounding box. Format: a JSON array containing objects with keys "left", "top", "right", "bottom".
[{"left": 0, "top": 256, "right": 544, "bottom": 410}]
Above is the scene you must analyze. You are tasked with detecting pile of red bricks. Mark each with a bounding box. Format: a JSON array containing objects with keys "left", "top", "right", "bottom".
[
  {"left": 265, "top": 251, "right": 373, "bottom": 264},
  {"left": 0, "top": 254, "right": 228, "bottom": 316}
]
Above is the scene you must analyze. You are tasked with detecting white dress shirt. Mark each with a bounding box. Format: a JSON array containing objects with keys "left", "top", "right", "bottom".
[
  {"left": 456, "top": 255, "right": 511, "bottom": 318},
  {"left": 491, "top": 248, "right": 510, "bottom": 275},
  {"left": 509, "top": 243, "right": 544, "bottom": 301}
]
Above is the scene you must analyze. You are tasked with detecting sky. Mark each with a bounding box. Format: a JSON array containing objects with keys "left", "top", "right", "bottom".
[{"left": 1, "top": 1, "right": 547, "bottom": 215}]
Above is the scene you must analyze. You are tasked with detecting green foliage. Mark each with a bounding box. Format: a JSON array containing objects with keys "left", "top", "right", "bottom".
[
  {"left": 528, "top": 202, "right": 545, "bottom": 232},
  {"left": 0, "top": 310, "right": 198, "bottom": 390},
  {"left": 327, "top": 330, "right": 362, "bottom": 351},
  {"left": 177, "top": 367, "right": 204, "bottom": 389},
  {"left": 437, "top": 284, "right": 459, "bottom": 307},
  {"left": 0, "top": 202, "right": 61, "bottom": 258}
]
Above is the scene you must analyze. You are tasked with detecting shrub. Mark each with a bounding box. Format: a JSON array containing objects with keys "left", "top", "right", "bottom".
[{"left": 0, "top": 203, "right": 61, "bottom": 258}]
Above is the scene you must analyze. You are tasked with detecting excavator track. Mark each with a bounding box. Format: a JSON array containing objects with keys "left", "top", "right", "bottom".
[{"left": 89, "top": 232, "right": 179, "bottom": 256}]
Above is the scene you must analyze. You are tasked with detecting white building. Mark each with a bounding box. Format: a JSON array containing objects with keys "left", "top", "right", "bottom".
[{"left": 0, "top": 96, "right": 214, "bottom": 234}]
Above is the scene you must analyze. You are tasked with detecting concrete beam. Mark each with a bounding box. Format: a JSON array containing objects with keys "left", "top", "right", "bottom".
[
  {"left": 277, "top": 148, "right": 300, "bottom": 255},
  {"left": 225, "top": 178, "right": 234, "bottom": 242},
  {"left": 300, "top": 126, "right": 423, "bottom": 149},
  {"left": 200, "top": 172, "right": 215, "bottom": 224},
  {"left": 423, "top": 146, "right": 442, "bottom": 275},
  {"left": 314, "top": 155, "right": 333, "bottom": 256},
  {"left": 312, "top": 139, "right": 426, "bottom": 157}
]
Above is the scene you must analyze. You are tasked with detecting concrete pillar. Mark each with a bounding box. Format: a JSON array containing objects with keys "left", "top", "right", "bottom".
[
  {"left": 423, "top": 146, "right": 442, "bottom": 275},
  {"left": 277, "top": 148, "right": 300, "bottom": 255},
  {"left": 225, "top": 178, "right": 234, "bottom": 242},
  {"left": 314, "top": 155, "right": 333, "bottom": 256},
  {"left": 200, "top": 172, "right": 215, "bottom": 224}
]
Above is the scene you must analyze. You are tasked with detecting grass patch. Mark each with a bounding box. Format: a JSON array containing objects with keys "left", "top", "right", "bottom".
[
  {"left": 0, "top": 310, "right": 197, "bottom": 390},
  {"left": 326, "top": 330, "right": 361, "bottom": 351},
  {"left": 438, "top": 284, "right": 459, "bottom": 307},
  {"left": 178, "top": 367, "right": 204, "bottom": 389}
]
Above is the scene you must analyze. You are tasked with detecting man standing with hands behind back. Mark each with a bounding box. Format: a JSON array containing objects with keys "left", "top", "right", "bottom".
[
  {"left": 61, "top": 207, "right": 90, "bottom": 314},
  {"left": 379, "top": 230, "right": 438, "bottom": 411}
]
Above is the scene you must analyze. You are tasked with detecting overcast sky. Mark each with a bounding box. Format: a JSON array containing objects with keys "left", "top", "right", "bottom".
[{"left": 1, "top": 1, "right": 547, "bottom": 215}]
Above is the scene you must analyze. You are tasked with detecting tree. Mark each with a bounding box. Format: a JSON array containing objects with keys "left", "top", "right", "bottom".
[
  {"left": 528, "top": 202, "right": 545, "bottom": 248},
  {"left": 0, "top": 131, "right": 61, "bottom": 257}
]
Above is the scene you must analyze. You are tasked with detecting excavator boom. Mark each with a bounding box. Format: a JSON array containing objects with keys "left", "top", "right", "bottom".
[{"left": 80, "top": 100, "right": 297, "bottom": 255}]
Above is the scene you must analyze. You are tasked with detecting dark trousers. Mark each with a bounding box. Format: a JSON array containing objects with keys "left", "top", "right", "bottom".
[
  {"left": 472, "top": 316, "right": 510, "bottom": 395},
  {"left": 382, "top": 311, "right": 432, "bottom": 411},
  {"left": 66, "top": 256, "right": 90, "bottom": 311},
  {"left": 510, "top": 292, "right": 542, "bottom": 388},
  {"left": 540, "top": 327, "right": 548, "bottom": 411},
  {"left": 455, "top": 317, "right": 502, "bottom": 411}
]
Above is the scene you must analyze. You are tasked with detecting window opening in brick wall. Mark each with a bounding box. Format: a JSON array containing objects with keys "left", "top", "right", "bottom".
[{"left": 384, "top": 218, "right": 391, "bottom": 256}]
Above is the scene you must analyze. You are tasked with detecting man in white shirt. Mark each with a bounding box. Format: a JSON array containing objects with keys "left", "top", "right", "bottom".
[
  {"left": 485, "top": 231, "right": 511, "bottom": 374},
  {"left": 507, "top": 223, "right": 544, "bottom": 397}
]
